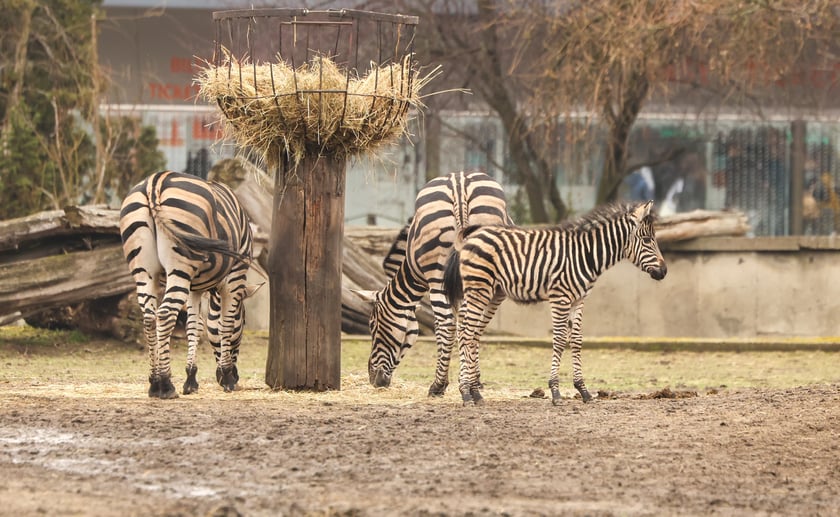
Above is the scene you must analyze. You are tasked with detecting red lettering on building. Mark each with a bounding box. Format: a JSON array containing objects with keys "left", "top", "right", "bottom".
[
  {"left": 147, "top": 82, "right": 201, "bottom": 101},
  {"left": 170, "top": 56, "right": 205, "bottom": 74},
  {"left": 192, "top": 117, "right": 222, "bottom": 140},
  {"left": 170, "top": 57, "right": 192, "bottom": 74},
  {"left": 160, "top": 119, "right": 184, "bottom": 146}
]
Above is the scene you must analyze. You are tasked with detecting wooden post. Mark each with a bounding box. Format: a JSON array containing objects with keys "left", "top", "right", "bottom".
[
  {"left": 265, "top": 154, "right": 345, "bottom": 390},
  {"left": 789, "top": 120, "right": 806, "bottom": 235}
]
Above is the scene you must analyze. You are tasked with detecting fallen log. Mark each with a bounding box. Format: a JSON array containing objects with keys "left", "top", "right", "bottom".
[
  {"left": 0, "top": 244, "right": 135, "bottom": 317},
  {"left": 0, "top": 205, "right": 121, "bottom": 253},
  {"left": 656, "top": 210, "right": 750, "bottom": 242}
]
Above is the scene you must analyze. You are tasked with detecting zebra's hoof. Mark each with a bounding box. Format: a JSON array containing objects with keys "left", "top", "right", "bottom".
[
  {"left": 183, "top": 380, "right": 198, "bottom": 395},
  {"left": 471, "top": 389, "right": 485, "bottom": 406},
  {"left": 574, "top": 380, "right": 594, "bottom": 403},
  {"left": 183, "top": 366, "right": 199, "bottom": 395},
  {"left": 550, "top": 387, "right": 562, "bottom": 406},
  {"left": 462, "top": 397, "right": 485, "bottom": 407},
  {"left": 428, "top": 382, "right": 448, "bottom": 397},
  {"left": 149, "top": 375, "right": 178, "bottom": 399},
  {"left": 217, "top": 366, "right": 238, "bottom": 393}
]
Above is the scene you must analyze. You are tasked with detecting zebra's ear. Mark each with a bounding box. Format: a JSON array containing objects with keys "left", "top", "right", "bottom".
[
  {"left": 244, "top": 283, "right": 265, "bottom": 299},
  {"left": 352, "top": 289, "right": 378, "bottom": 304},
  {"left": 631, "top": 200, "right": 654, "bottom": 223}
]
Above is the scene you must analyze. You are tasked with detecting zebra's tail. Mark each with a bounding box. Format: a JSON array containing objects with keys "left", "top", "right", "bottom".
[
  {"left": 442, "top": 224, "right": 483, "bottom": 309},
  {"left": 156, "top": 216, "right": 251, "bottom": 265},
  {"left": 442, "top": 248, "right": 463, "bottom": 310},
  {"left": 172, "top": 228, "right": 250, "bottom": 263}
]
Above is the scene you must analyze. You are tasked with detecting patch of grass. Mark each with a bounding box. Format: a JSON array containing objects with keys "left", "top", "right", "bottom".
[
  {"left": 1, "top": 327, "right": 838, "bottom": 399},
  {"left": 0, "top": 326, "right": 89, "bottom": 348},
  {"left": 389, "top": 339, "right": 840, "bottom": 395}
]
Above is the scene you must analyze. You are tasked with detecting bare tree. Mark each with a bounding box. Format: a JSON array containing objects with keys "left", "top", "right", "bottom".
[
  {"left": 512, "top": 0, "right": 840, "bottom": 203},
  {"left": 361, "top": 0, "right": 840, "bottom": 221},
  {"left": 361, "top": 0, "right": 566, "bottom": 222}
]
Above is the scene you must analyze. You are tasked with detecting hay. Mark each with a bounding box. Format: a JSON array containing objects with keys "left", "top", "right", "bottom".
[{"left": 196, "top": 50, "right": 430, "bottom": 168}]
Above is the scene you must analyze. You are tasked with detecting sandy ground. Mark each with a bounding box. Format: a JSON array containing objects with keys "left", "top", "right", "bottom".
[{"left": 0, "top": 381, "right": 838, "bottom": 517}]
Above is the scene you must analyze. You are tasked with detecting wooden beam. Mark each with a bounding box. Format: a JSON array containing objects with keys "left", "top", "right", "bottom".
[{"left": 265, "top": 154, "right": 344, "bottom": 391}]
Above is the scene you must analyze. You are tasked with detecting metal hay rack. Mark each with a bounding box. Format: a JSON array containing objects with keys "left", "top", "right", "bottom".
[{"left": 201, "top": 8, "right": 422, "bottom": 167}]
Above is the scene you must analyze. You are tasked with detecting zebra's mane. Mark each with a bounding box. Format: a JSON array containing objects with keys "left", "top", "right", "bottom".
[{"left": 560, "top": 202, "right": 655, "bottom": 232}]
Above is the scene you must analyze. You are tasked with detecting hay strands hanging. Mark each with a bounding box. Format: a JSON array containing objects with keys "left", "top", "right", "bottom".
[{"left": 196, "top": 48, "right": 436, "bottom": 168}]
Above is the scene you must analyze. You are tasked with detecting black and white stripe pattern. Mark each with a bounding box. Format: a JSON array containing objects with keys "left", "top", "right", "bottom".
[
  {"left": 364, "top": 171, "right": 513, "bottom": 394},
  {"left": 119, "top": 170, "right": 254, "bottom": 398},
  {"left": 381, "top": 219, "right": 411, "bottom": 279},
  {"left": 443, "top": 201, "right": 667, "bottom": 405}
]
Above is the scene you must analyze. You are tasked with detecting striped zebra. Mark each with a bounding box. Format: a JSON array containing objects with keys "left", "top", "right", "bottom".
[
  {"left": 359, "top": 171, "right": 513, "bottom": 395},
  {"left": 119, "top": 170, "right": 256, "bottom": 399},
  {"left": 443, "top": 201, "right": 667, "bottom": 406}
]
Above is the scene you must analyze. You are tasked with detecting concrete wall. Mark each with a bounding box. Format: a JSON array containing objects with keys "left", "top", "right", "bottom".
[
  {"left": 245, "top": 236, "right": 840, "bottom": 339},
  {"left": 485, "top": 236, "right": 840, "bottom": 338}
]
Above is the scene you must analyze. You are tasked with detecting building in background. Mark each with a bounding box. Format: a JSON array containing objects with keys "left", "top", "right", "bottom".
[{"left": 100, "top": 1, "right": 840, "bottom": 235}]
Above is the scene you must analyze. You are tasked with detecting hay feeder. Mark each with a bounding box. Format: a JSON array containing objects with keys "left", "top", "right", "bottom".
[{"left": 200, "top": 8, "right": 421, "bottom": 391}]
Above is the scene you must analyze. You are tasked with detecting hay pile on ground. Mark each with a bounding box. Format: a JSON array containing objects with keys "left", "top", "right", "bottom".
[{"left": 196, "top": 52, "right": 430, "bottom": 168}]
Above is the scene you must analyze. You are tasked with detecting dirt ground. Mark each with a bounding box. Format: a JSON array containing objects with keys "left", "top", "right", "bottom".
[{"left": 1, "top": 381, "right": 838, "bottom": 517}]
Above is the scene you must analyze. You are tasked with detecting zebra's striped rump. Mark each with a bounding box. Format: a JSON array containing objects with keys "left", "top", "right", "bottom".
[
  {"left": 119, "top": 170, "right": 254, "bottom": 398},
  {"left": 365, "top": 171, "right": 513, "bottom": 394},
  {"left": 443, "top": 201, "right": 666, "bottom": 406}
]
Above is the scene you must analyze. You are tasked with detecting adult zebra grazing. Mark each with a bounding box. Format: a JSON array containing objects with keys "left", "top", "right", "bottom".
[
  {"left": 120, "top": 170, "right": 255, "bottom": 399},
  {"left": 444, "top": 201, "right": 667, "bottom": 406},
  {"left": 360, "top": 171, "right": 513, "bottom": 394}
]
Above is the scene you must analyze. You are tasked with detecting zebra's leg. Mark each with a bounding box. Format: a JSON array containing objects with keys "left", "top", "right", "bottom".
[
  {"left": 134, "top": 275, "right": 160, "bottom": 398},
  {"left": 568, "top": 300, "right": 593, "bottom": 403},
  {"left": 213, "top": 286, "right": 241, "bottom": 393},
  {"left": 229, "top": 297, "right": 245, "bottom": 384},
  {"left": 150, "top": 273, "right": 191, "bottom": 399},
  {"left": 428, "top": 290, "right": 454, "bottom": 396},
  {"left": 219, "top": 289, "right": 246, "bottom": 392},
  {"left": 548, "top": 297, "right": 573, "bottom": 406},
  {"left": 472, "top": 289, "right": 506, "bottom": 389},
  {"left": 458, "top": 289, "right": 491, "bottom": 406},
  {"left": 206, "top": 289, "right": 226, "bottom": 388},
  {"left": 182, "top": 290, "right": 204, "bottom": 395}
]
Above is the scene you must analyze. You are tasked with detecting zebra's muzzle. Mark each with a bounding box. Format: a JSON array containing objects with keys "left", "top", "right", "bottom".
[
  {"left": 370, "top": 367, "right": 392, "bottom": 388},
  {"left": 648, "top": 262, "right": 667, "bottom": 280}
]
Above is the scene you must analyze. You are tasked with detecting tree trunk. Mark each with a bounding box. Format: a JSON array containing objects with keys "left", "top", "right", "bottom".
[
  {"left": 597, "top": 72, "right": 649, "bottom": 204},
  {"left": 475, "top": 0, "right": 558, "bottom": 223},
  {"left": 424, "top": 110, "right": 442, "bottom": 183},
  {"left": 0, "top": 1, "right": 34, "bottom": 161}
]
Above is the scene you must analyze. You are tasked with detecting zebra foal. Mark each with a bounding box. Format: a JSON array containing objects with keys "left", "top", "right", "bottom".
[
  {"left": 444, "top": 201, "right": 667, "bottom": 406},
  {"left": 119, "top": 170, "right": 256, "bottom": 398},
  {"left": 359, "top": 171, "right": 513, "bottom": 394}
]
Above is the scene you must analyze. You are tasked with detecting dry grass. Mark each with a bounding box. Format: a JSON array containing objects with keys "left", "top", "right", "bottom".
[
  {"left": 1, "top": 327, "right": 838, "bottom": 405},
  {"left": 196, "top": 51, "right": 434, "bottom": 168}
]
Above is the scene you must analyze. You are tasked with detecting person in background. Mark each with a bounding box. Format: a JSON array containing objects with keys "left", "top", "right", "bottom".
[{"left": 624, "top": 165, "right": 655, "bottom": 202}]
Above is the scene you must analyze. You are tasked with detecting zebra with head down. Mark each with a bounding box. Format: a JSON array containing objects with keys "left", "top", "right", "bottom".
[
  {"left": 444, "top": 201, "right": 667, "bottom": 406},
  {"left": 358, "top": 171, "right": 514, "bottom": 395},
  {"left": 119, "top": 170, "right": 259, "bottom": 399}
]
